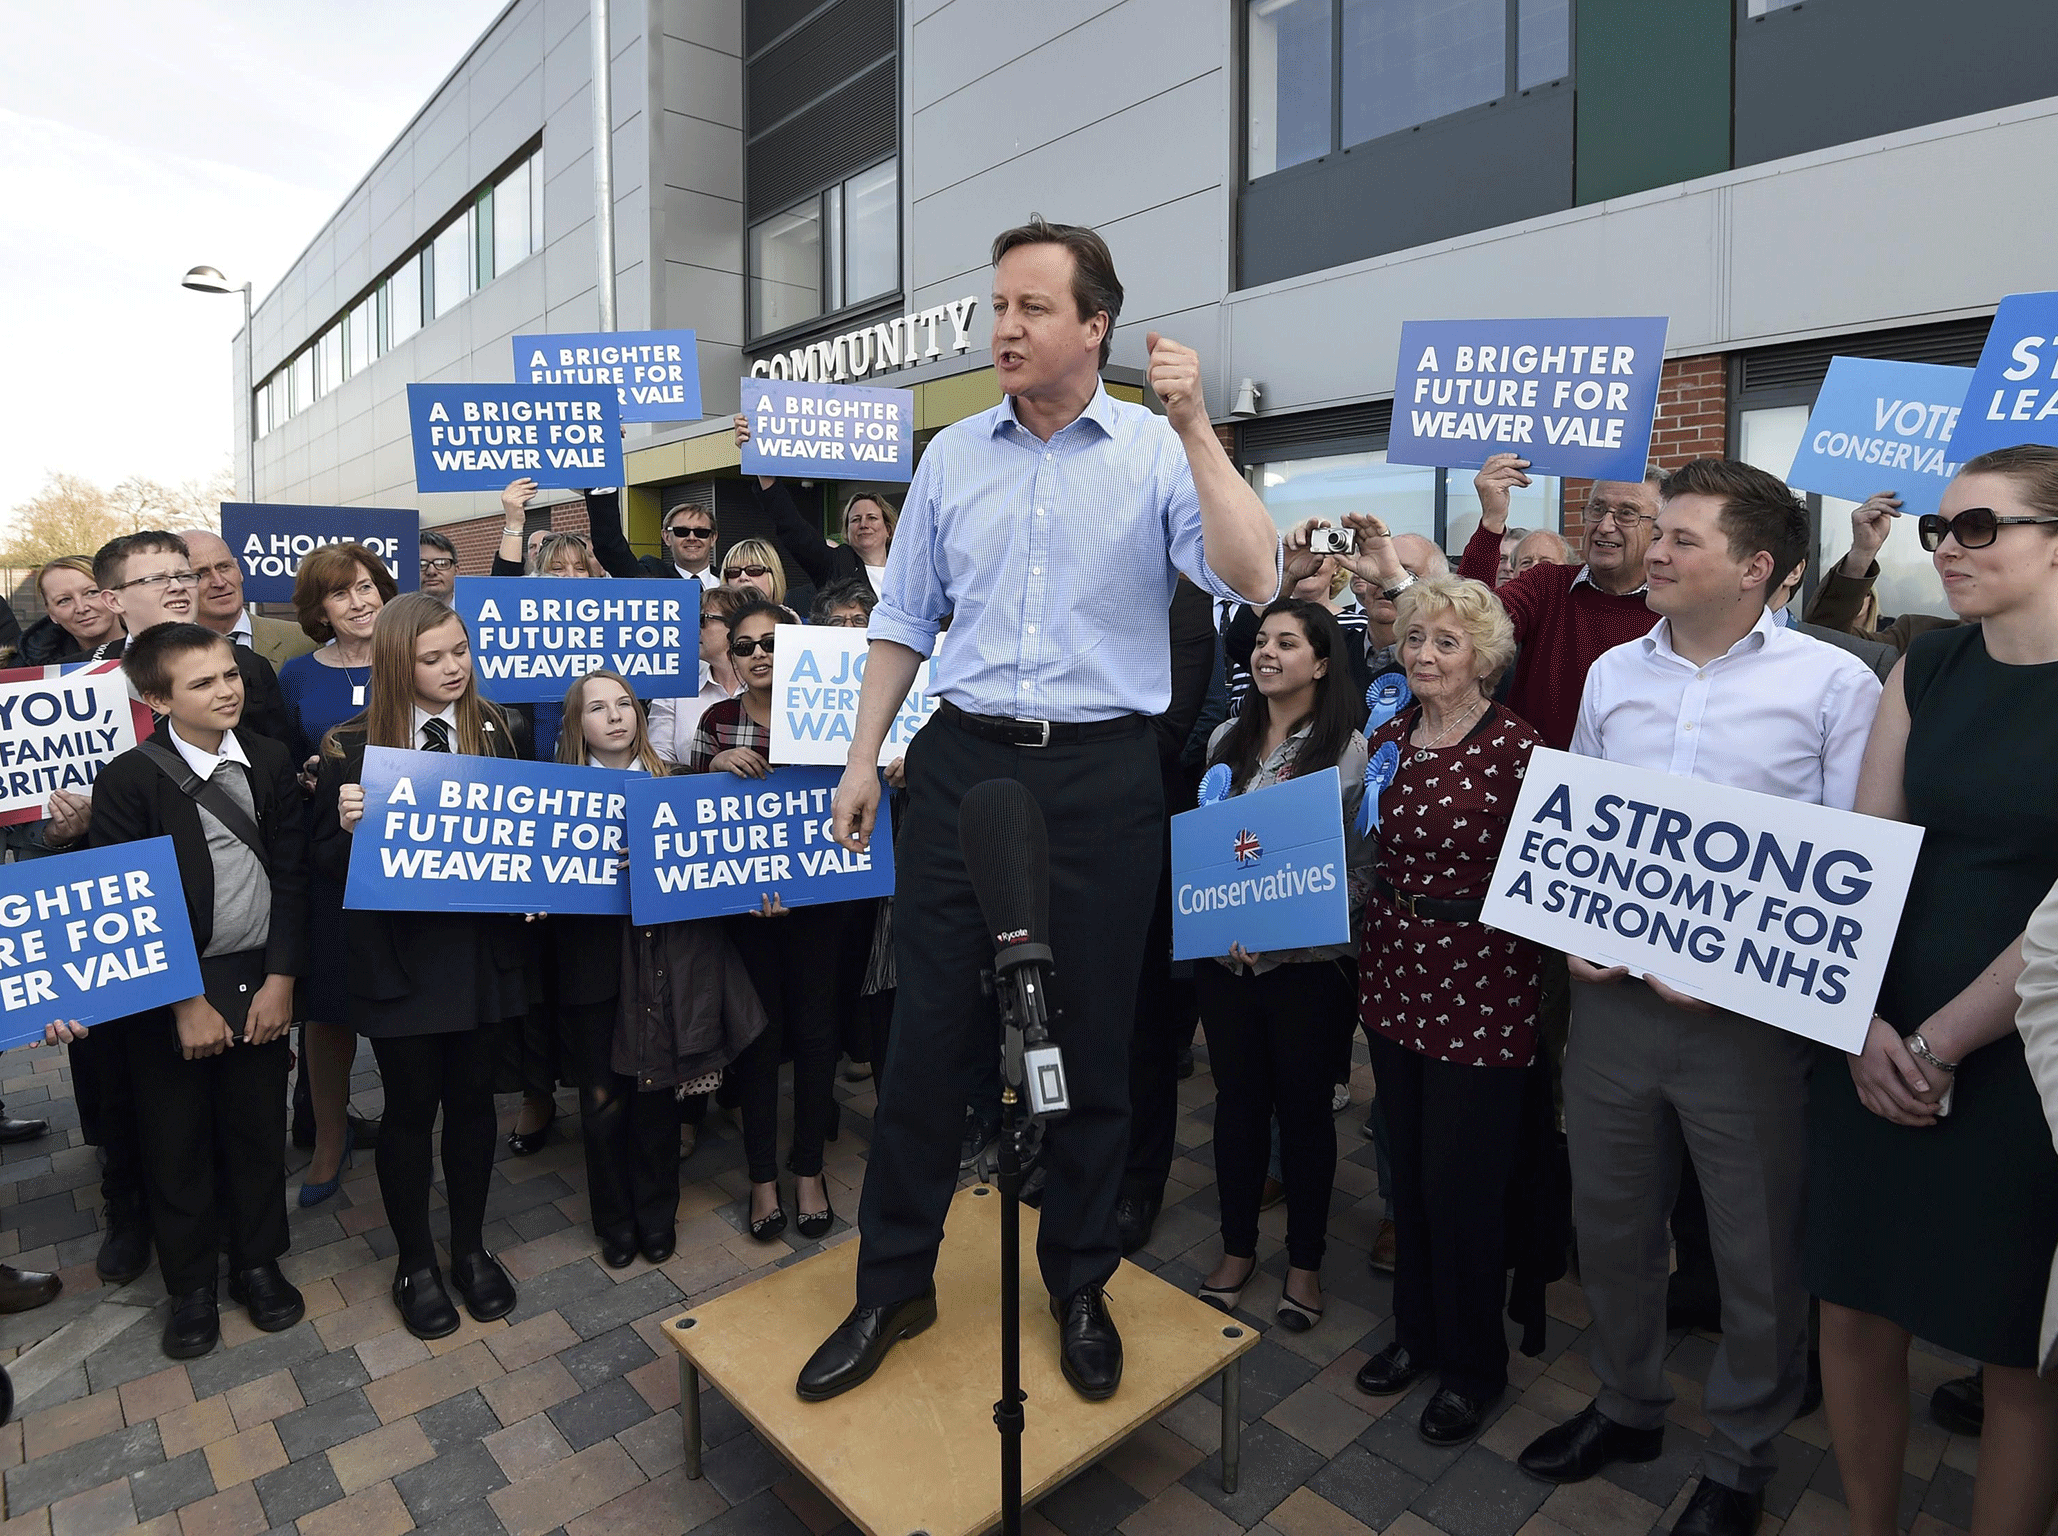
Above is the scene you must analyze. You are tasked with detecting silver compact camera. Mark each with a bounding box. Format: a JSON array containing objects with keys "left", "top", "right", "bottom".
[{"left": 1309, "top": 527, "right": 1357, "bottom": 555}]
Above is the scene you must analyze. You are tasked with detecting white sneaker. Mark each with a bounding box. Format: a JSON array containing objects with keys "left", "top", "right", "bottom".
[{"left": 1330, "top": 1084, "right": 1350, "bottom": 1114}]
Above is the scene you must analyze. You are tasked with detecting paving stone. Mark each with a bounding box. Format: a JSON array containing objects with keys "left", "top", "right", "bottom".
[
  {"left": 510, "top": 1204, "right": 574, "bottom": 1243},
  {"left": 394, "top": 1438, "right": 511, "bottom": 1526},
  {"left": 547, "top": 1377, "right": 658, "bottom": 1452},
  {"left": 82, "top": 1312, "right": 182, "bottom": 1395},
  {"left": 485, "top": 1413, "right": 574, "bottom": 1482},
  {"left": 363, "top": 1339, "right": 502, "bottom": 1422},
  {"left": 1306, "top": 1444, "right": 1430, "bottom": 1532},
  {"left": 1118, "top": 1481, "right": 1245, "bottom": 1536},
  {"left": 46, "top": 1476, "right": 136, "bottom": 1536},
  {"left": 273, "top": 1387, "right": 382, "bottom": 1461},
  {"left": 486, "top": 1439, "right": 645, "bottom": 1536},
  {"left": 1920, "top": 1465, "right": 1976, "bottom": 1531},
  {"left": 1354, "top": 1380, "right": 1477, "bottom": 1485},
  {"left": 1413, "top": 1447, "right": 1552, "bottom": 1536},
  {"left": 289, "top": 1347, "right": 371, "bottom": 1407},
  {"left": 486, "top": 1312, "right": 580, "bottom": 1373},
  {"left": 127, "top": 1449, "right": 214, "bottom": 1523},
  {"left": 563, "top": 1466, "right": 728, "bottom": 1536},
  {"left": 295, "top": 1478, "right": 415, "bottom": 1536},
  {"left": 3, "top": 1421, "right": 161, "bottom": 1514},
  {"left": 614, "top": 1409, "right": 686, "bottom": 1481},
  {"left": 558, "top": 1323, "right": 657, "bottom": 1391},
  {"left": 1596, "top": 1418, "right": 1707, "bottom": 1510},
  {"left": 701, "top": 1429, "right": 792, "bottom": 1506},
  {"left": 224, "top": 1369, "right": 303, "bottom": 1432},
  {"left": 1037, "top": 1464, "right": 1148, "bottom": 1535},
  {"left": 1198, "top": 1338, "right": 1322, "bottom": 1423},
  {"left": 1183, "top": 1419, "right": 1327, "bottom": 1527},
  {"left": 678, "top": 1488, "right": 809, "bottom": 1536},
  {"left": 327, "top": 1417, "right": 436, "bottom": 1494},
  {"left": 251, "top": 1451, "right": 346, "bottom": 1528},
  {"left": 185, "top": 1323, "right": 325, "bottom": 1399},
  {"left": 116, "top": 1367, "right": 195, "bottom": 1427},
  {"left": 505, "top": 1260, "right": 615, "bottom": 1327},
  {"left": 418, "top": 1386, "right": 504, "bottom": 1450},
  {"left": 23, "top": 1391, "right": 124, "bottom": 1460},
  {"left": 166, "top": 1481, "right": 267, "bottom": 1536},
  {"left": 413, "top": 1504, "right": 512, "bottom": 1536},
  {"left": 558, "top": 1269, "right": 683, "bottom": 1341}
]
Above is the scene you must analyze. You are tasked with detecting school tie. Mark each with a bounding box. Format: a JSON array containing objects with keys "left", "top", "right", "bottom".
[{"left": 420, "top": 717, "right": 452, "bottom": 753}]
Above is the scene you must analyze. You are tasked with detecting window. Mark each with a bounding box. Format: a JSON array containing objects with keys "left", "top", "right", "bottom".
[
  {"left": 289, "top": 350, "right": 313, "bottom": 414},
  {"left": 843, "top": 160, "right": 898, "bottom": 305},
  {"left": 387, "top": 255, "right": 422, "bottom": 346},
  {"left": 317, "top": 322, "right": 344, "bottom": 396},
  {"left": 266, "top": 374, "right": 287, "bottom": 435},
  {"left": 1342, "top": 0, "right": 1504, "bottom": 148},
  {"left": 1444, "top": 467, "right": 1563, "bottom": 561},
  {"left": 1256, "top": 452, "right": 1439, "bottom": 545},
  {"left": 347, "top": 294, "right": 378, "bottom": 376},
  {"left": 255, "top": 384, "right": 272, "bottom": 440},
  {"left": 750, "top": 202, "right": 823, "bottom": 337},
  {"left": 746, "top": 159, "right": 901, "bottom": 340},
  {"left": 431, "top": 210, "right": 474, "bottom": 318},
  {"left": 1517, "top": 0, "right": 1570, "bottom": 89},
  {"left": 1248, "top": 0, "right": 1333, "bottom": 179},
  {"left": 493, "top": 157, "right": 533, "bottom": 277},
  {"left": 1745, "top": 0, "right": 1801, "bottom": 14}
]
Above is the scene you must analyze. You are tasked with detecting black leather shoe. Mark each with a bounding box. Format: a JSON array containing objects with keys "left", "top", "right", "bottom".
[
  {"left": 226, "top": 1261, "right": 304, "bottom": 1333},
  {"left": 1420, "top": 1386, "right": 1499, "bottom": 1444},
  {"left": 392, "top": 1267, "right": 460, "bottom": 1340},
  {"left": 598, "top": 1229, "right": 639, "bottom": 1269},
  {"left": 639, "top": 1228, "right": 675, "bottom": 1265},
  {"left": 0, "top": 1117, "right": 48, "bottom": 1145},
  {"left": 1050, "top": 1284, "right": 1122, "bottom": 1401},
  {"left": 1355, "top": 1341, "right": 1429, "bottom": 1398},
  {"left": 1931, "top": 1371, "right": 1984, "bottom": 1437},
  {"left": 0, "top": 1265, "right": 61, "bottom": 1313},
  {"left": 796, "top": 1286, "right": 938, "bottom": 1401},
  {"left": 1115, "top": 1191, "right": 1161, "bottom": 1257},
  {"left": 1671, "top": 1476, "right": 1763, "bottom": 1536},
  {"left": 162, "top": 1286, "right": 219, "bottom": 1359},
  {"left": 95, "top": 1212, "right": 152, "bottom": 1286},
  {"left": 450, "top": 1251, "right": 517, "bottom": 1322},
  {"left": 1518, "top": 1404, "right": 1664, "bottom": 1484}
]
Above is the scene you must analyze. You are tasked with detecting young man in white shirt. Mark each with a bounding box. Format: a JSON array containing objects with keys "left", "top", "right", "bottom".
[{"left": 1517, "top": 460, "right": 1883, "bottom": 1536}]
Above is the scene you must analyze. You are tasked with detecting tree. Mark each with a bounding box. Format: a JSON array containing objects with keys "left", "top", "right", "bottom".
[{"left": 0, "top": 465, "right": 233, "bottom": 566}]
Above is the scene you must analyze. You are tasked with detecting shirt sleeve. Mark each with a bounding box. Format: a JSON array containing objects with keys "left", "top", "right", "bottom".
[
  {"left": 1569, "top": 663, "right": 1608, "bottom": 760},
  {"left": 1458, "top": 519, "right": 1504, "bottom": 584},
  {"left": 686, "top": 710, "right": 719, "bottom": 773},
  {"left": 1336, "top": 734, "right": 1375, "bottom": 921},
  {"left": 1162, "top": 434, "right": 1282, "bottom": 606},
  {"left": 1817, "top": 658, "right": 1885, "bottom": 811},
  {"left": 866, "top": 450, "right": 949, "bottom": 659}
]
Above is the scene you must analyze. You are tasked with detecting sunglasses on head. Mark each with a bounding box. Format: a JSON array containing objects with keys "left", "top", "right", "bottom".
[
  {"left": 723, "top": 564, "right": 772, "bottom": 580},
  {"left": 728, "top": 633, "right": 777, "bottom": 657},
  {"left": 1917, "top": 507, "right": 2058, "bottom": 551}
]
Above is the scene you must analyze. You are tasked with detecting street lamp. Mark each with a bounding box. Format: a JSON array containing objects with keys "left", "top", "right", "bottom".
[{"left": 182, "top": 265, "right": 256, "bottom": 500}]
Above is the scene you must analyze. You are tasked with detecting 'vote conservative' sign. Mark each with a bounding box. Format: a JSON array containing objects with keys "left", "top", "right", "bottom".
[
  {"left": 1170, "top": 768, "right": 1350, "bottom": 962},
  {"left": 768, "top": 628, "right": 940, "bottom": 767},
  {"left": 624, "top": 766, "right": 894, "bottom": 922},
  {"left": 219, "top": 503, "right": 421, "bottom": 603},
  {"left": 343, "top": 747, "right": 631, "bottom": 915},
  {"left": 0, "top": 663, "right": 152, "bottom": 827},
  {"left": 740, "top": 379, "right": 914, "bottom": 482},
  {"left": 1478, "top": 748, "right": 1923, "bottom": 1053},
  {"left": 0, "top": 837, "right": 204, "bottom": 1044},
  {"left": 1385, "top": 317, "right": 1668, "bottom": 481},
  {"left": 1782, "top": 358, "right": 1972, "bottom": 521},
  {"left": 450, "top": 577, "right": 700, "bottom": 705},
  {"left": 513, "top": 329, "right": 702, "bottom": 424},
  {"left": 1942, "top": 290, "right": 2058, "bottom": 461},
  {"left": 407, "top": 382, "right": 623, "bottom": 492}
]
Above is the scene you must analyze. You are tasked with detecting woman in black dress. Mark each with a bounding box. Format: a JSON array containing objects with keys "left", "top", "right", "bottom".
[{"left": 1809, "top": 446, "right": 2058, "bottom": 1536}]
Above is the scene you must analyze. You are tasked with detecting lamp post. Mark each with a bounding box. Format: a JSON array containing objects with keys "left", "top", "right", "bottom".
[{"left": 182, "top": 265, "right": 255, "bottom": 499}]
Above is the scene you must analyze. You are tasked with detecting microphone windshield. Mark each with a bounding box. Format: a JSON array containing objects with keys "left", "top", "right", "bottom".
[{"left": 957, "top": 778, "right": 1050, "bottom": 955}]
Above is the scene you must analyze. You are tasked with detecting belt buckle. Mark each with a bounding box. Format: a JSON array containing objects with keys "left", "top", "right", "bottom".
[
  {"left": 1391, "top": 888, "right": 1418, "bottom": 918},
  {"left": 1022, "top": 718, "right": 1051, "bottom": 748}
]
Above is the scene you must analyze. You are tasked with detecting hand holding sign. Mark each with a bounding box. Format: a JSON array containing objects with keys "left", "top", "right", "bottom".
[
  {"left": 1146, "top": 333, "right": 1207, "bottom": 436},
  {"left": 1473, "top": 453, "right": 1534, "bottom": 532},
  {"left": 1840, "top": 493, "right": 1904, "bottom": 578}
]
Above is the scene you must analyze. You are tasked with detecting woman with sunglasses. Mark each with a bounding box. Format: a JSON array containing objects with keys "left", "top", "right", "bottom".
[
  {"left": 1807, "top": 444, "right": 2058, "bottom": 1536},
  {"left": 733, "top": 413, "right": 900, "bottom": 598},
  {"left": 717, "top": 540, "right": 789, "bottom": 606}
]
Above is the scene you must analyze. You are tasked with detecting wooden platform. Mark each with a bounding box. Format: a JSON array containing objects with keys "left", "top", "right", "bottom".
[{"left": 663, "top": 1184, "right": 1258, "bottom": 1536}]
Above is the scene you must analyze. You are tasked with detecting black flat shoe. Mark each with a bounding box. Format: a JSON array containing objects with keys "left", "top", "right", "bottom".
[
  {"left": 392, "top": 1266, "right": 460, "bottom": 1340},
  {"left": 507, "top": 1109, "right": 555, "bottom": 1157},
  {"left": 1051, "top": 1283, "right": 1122, "bottom": 1401},
  {"left": 749, "top": 1197, "right": 788, "bottom": 1242},
  {"left": 226, "top": 1261, "right": 304, "bottom": 1333},
  {"left": 639, "top": 1228, "right": 675, "bottom": 1265},
  {"left": 1930, "top": 1371, "right": 1983, "bottom": 1436},
  {"left": 796, "top": 1286, "right": 938, "bottom": 1401},
  {"left": 1355, "top": 1341, "right": 1428, "bottom": 1397},
  {"left": 1670, "top": 1476, "right": 1763, "bottom": 1536},
  {"left": 795, "top": 1192, "right": 835, "bottom": 1242},
  {"left": 450, "top": 1251, "right": 517, "bottom": 1322},
  {"left": 95, "top": 1212, "right": 152, "bottom": 1286},
  {"left": 162, "top": 1286, "right": 219, "bottom": 1359},
  {"left": 598, "top": 1230, "right": 639, "bottom": 1270},
  {"left": 1420, "top": 1386, "right": 1499, "bottom": 1444},
  {"left": 1115, "top": 1191, "right": 1161, "bottom": 1257},
  {"left": 1518, "top": 1403, "right": 1664, "bottom": 1484},
  {"left": 0, "top": 1117, "right": 48, "bottom": 1145}
]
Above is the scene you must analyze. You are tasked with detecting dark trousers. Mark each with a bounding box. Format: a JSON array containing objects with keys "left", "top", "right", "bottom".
[
  {"left": 369, "top": 1028, "right": 500, "bottom": 1274},
  {"left": 564, "top": 1000, "right": 679, "bottom": 1243},
  {"left": 1370, "top": 1032, "right": 1527, "bottom": 1400},
  {"left": 726, "top": 905, "right": 839, "bottom": 1184},
  {"left": 856, "top": 716, "right": 1162, "bottom": 1307},
  {"left": 831, "top": 899, "right": 878, "bottom": 1064},
  {"left": 69, "top": 1029, "right": 146, "bottom": 1222},
  {"left": 122, "top": 1015, "right": 290, "bottom": 1294},
  {"left": 1123, "top": 847, "right": 1189, "bottom": 1201},
  {"left": 1196, "top": 958, "right": 1354, "bottom": 1271}
]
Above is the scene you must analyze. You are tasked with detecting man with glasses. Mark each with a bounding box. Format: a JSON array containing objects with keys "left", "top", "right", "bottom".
[
  {"left": 418, "top": 530, "right": 460, "bottom": 600},
  {"left": 178, "top": 529, "right": 316, "bottom": 668},
  {"left": 640, "top": 503, "right": 721, "bottom": 589}
]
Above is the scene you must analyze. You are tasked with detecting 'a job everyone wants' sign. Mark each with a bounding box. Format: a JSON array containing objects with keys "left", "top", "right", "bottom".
[
  {"left": 0, "top": 664, "right": 150, "bottom": 827},
  {"left": 1783, "top": 359, "right": 1972, "bottom": 521},
  {"left": 1385, "top": 317, "right": 1669, "bottom": 481},
  {"left": 218, "top": 503, "right": 421, "bottom": 603},
  {"left": 1478, "top": 748, "right": 1923, "bottom": 1052},
  {"left": 512, "top": 329, "right": 702, "bottom": 423},
  {"left": 407, "top": 382, "right": 623, "bottom": 492},
  {"left": 450, "top": 577, "right": 700, "bottom": 704},
  {"left": 624, "top": 766, "right": 894, "bottom": 922},
  {"left": 343, "top": 748, "right": 631, "bottom": 915},
  {"left": 768, "top": 628, "right": 940, "bottom": 767},
  {"left": 740, "top": 379, "right": 914, "bottom": 482},
  {"left": 1170, "top": 769, "right": 1351, "bottom": 962},
  {"left": 1942, "top": 290, "right": 2058, "bottom": 461},
  {"left": 0, "top": 838, "right": 203, "bottom": 1044}
]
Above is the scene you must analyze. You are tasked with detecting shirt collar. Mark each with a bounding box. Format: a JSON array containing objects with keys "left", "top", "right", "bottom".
[
  {"left": 990, "top": 380, "right": 1119, "bottom": 442},
  {"left": 225, "top": 610, "right": 253, "bottom": 643},
  {"left": 167, "top": 721, "right": 250, "bottom": 780},
  {"left": 1570, "top": 564, "right": 1648, "bottom": 597},
  {"left": 1641, "top": 603, "right": 1782, "bottom": 665},
  {"left": 410, "top": 702, "right": 458, "bottom": 741}
]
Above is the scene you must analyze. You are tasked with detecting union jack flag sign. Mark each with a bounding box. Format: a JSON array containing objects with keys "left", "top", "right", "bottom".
[{"left": 1233, "top": 828, "right": 1262, "bottom": 865}]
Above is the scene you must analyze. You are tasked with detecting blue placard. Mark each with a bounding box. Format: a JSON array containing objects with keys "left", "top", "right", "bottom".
[
  {"left": 1386, "top": 317, "right": 1669, "bottom": 480},
  {"left": 0, "top": 837, "right": 204, "bottom": 1042},
  {"left": 740, "top": 378, "right": 914, "bottom": 483},
  {"left": 450, "top": 577, "right": 700, "bottom": 704},
  {"left": 1945, "top": 291, "right": 2058, "bottom": 461},
  {"left": 407, "top": 383, "right": 623, "bottom": 492},
  {"left": 1783, "top": 358, "right": 1972, "bottom": 522},
  {"left": 625, "top": 766, "right": 894, "bottom": 921},
  {"left": 512, "top": 329, "right": 702, "bottom": 423},
  {"left": 219, "top": 503, "right": 421, "bottom": 603},
  {"left": 343, "top": 747, "right": 631, "bottom": 915},
  {"left": 1169, "top": 768, "right": 1350, "bottom": 962}
]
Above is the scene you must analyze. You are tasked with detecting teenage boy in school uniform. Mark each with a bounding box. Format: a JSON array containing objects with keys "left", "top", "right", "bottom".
[{"left": 91, "top": 622, "right": 309, "bottom": 1358}]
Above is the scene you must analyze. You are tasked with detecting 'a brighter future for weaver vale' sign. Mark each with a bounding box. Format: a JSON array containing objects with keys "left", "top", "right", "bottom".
[
  {"left": 1783, "top": 358, "right": 1972, "bottom": 521},
  {"left": 407, "top": 382, "right": 623, "bottom": 492},
  {"left": 1943, "top": 290, "right": 2058, "bottom": 461},
  {"left": 0, "top": 663, "right": 149, "bottom": 827},
  {"left": 769, "top": 628, "right": 940, "bottom": 767},
  {"left": 740, "top": 379, "right": 913, "bottom": 482},
  {"left": 450, "top": 578, "right": 699, "bottom": 704},
  {"left": 219, "top": 503, "right": 420, "bottom": 603},
  {"left": 625, "top": 766, "right": 894, "bottom": 922},
  {"left": 0, "top": 838, "right": 204, "bottom": 1045},
  {"left": 1385, "top": 317, "right": 1669, "bottom": 481},
  {"left": 513, "top": 329, "right": 702, "bottom": 423},
  {"left": 1478, "top": 749, "right": 1923, "bottom": 1053},
  {"left": 1170, "top": 769, "right": 1351, "bottom": 962},
  {"left": 343, "top": 748, "right": 631, "bottom": 916}
]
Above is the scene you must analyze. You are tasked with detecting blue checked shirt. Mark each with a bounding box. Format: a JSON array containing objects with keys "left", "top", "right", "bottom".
[{"left": 868, "top": 384, "right": 1280, "bottom": 722}]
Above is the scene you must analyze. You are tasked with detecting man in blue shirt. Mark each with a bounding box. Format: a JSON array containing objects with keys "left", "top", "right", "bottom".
[{"left": 796, "top": 217, "right": 1282, "bottom": 1404}]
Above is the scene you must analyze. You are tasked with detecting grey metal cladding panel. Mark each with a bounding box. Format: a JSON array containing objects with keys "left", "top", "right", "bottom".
[
  {"left": 1095, "top": 188, "right": 1228, "bottom": 327},
  {"left": 1238, "top": 90, "right": 1573, "bottom": 289},
  {"left": 663, "top": 33, "right": 745, "bottom": 124},
  {"left": 666, "top": 0, "right": 743, "bottom": 54},
  {"left": 746, "top": 61, "right": 896, "bottom": 216},
  {"left": 746, "top": 0, "right": 834, "bottom": 56},
  {"left": 662, "top": 260, "right": 747, "bottom": 342},
  {"left": 413, "top": 145, "right": 473, "bottom": 234},
  {"left": 909, "top": 0, "right": 1122, "bottom": 112},
  {"left": 912, "top": 0, "right": 1222, "bottom": 196},
  {"left": 747, "top": 0, "right": 893, "bottom": 125},
  {"left": 1734, "top": 0, "right": 2058, "bottom": 169},
  {"left": 467, "top": 6, "right": 547, "bottom": 131},
  {"left": 666, "top": 110, "right": 747, "bottom": 201},
  {"left": 660, "top": 183, "right": 746, "bottom": 271}
]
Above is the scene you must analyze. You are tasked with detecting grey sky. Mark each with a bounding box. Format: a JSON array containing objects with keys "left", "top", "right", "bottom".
[{"left": 0, "top": 0, "right": 508, "bottom": 512}]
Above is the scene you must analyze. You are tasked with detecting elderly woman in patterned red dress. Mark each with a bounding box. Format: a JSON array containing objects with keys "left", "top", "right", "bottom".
[{"left": 1349, "top": 570, "right": 1545, "bottom": 1447}]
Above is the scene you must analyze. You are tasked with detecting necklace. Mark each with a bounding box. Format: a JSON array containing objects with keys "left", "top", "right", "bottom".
[
  {"left": 329, "top": 642, "right": 372, "bottom": 707},
  {"left": 1410, "top": 699, "right": 1485, "bottom": 763}
]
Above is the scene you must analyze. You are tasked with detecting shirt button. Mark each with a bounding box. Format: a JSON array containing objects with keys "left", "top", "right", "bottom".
[
  {"left": 1027, "top": 625, "right": 1037, "bottom": 634},
  {"left": 1031, "top": 566, "right": 1041, "bottom": 575},
  {"left": 1683, "top": 723, "right": 1695, "bottom": 732}
]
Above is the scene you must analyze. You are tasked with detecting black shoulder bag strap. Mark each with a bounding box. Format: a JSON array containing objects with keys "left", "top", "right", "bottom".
[{"left": 135, "top": 740, "right": 270, "bottom": 873}]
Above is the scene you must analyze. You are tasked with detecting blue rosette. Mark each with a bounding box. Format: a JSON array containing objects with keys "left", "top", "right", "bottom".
[
  {"left": 1363, "top": 675, "right": 1413, "bottom": 737},
  {"left": 1358, "top": 739, "right": 1401, "bottom": 835},
  {"left": 1198, "top": 762, "right": 1233, "bottom": 808}
]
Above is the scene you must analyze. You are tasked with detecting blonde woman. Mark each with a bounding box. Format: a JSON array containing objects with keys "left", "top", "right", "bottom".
[{"left": 719, "top": 538, "right": 788, "bottom": 604}]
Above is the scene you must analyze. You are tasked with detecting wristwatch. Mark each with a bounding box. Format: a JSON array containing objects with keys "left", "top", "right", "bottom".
[
  {"left": 1380, "top": 573, "right": 1418, "bottom": 602},
  {"left": 1905, "top": 1032, "right": 1957, "bottom": 1074}
]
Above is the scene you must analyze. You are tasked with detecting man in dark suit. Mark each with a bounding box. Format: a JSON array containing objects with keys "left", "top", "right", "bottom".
[{"left": 637, "top": 502, "right": 722, "bottom": 589}]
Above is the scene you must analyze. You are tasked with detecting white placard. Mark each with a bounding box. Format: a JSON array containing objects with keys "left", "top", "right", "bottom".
[
  {"left": 1477, "top": 748, "right": 1924, "bottom": 1052},
  {"left": 769, "top": 628, "right": 942, "bottom": 767}
]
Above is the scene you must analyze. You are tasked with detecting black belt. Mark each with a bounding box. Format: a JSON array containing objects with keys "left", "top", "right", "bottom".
[
  {"left": 1375, "top": 876, "right": 1484, "bottom": 924},
  {"left": 937, "top": 699, "right": 1145, "bottom": 748}
]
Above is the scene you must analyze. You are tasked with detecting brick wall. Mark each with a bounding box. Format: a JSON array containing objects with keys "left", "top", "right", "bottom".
[
  {"left": 1561, "top": 353, "right": 1728, "bottom": 555},
  {"left": 432, "top": 498, "right": 594, "bottom": 577}
]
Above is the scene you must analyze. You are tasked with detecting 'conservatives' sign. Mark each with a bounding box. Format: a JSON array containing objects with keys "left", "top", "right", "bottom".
[
  {"left": 513, "top": 329, "right": 702, "bottom": 423},
  {"left": 218, "top": 503, "right": 420, "bottom": 603},
  {"left": 407, "top": 383, "right": 623, "bottom": 492},
  {"left": 1170, "top": 769, "right": 1350, "bottom": 962},
  {"left": 450, "top": 578, "right": 699, "bottom": 704},
  {"left": 1783, "top": 359, "right": 1971, "bottom": 521}
]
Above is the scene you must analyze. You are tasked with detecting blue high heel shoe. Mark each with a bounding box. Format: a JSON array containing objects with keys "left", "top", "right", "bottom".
[{"left": 297, "top": 1124, "right": 355, "bottom": 1208}]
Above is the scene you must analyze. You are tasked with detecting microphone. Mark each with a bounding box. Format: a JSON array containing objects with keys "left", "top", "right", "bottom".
[{"left": 958, "top": 779, "right": 1069, "bottom": 1117}]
